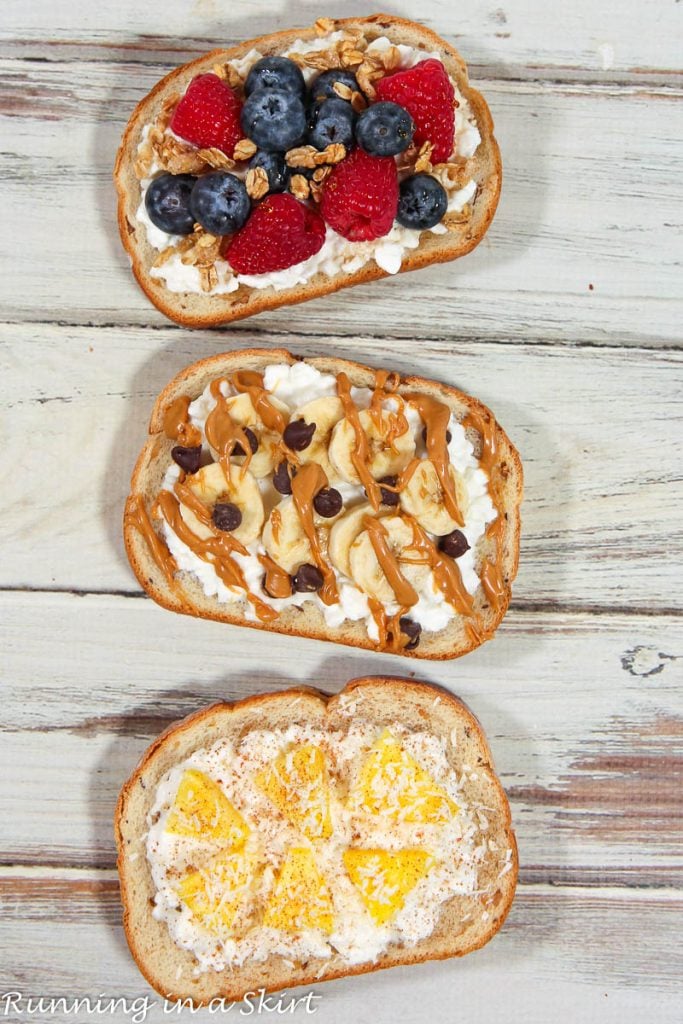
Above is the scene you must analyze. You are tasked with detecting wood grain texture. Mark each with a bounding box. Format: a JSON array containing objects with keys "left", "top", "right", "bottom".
[
  {"left": 1, "top": 1, "right": 682, "bottom": 1019},
  {"left": 0, "top": 61, "right": 681, "bottom": 344},
  {"left": 2, "top": 324, "right": 681, "bottom": 607}
]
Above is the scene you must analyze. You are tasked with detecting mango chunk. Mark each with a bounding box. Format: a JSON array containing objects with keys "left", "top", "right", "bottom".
[
  {"left": 263, "top": 847, "right": 334, "bottom": 934},
  {"left": 256, "top": 743, "right": 332, "bottom": 841},
  {"left": 178, "top": 848, "right": 252, "bottom": 934},
  {"left": 166, "top": 768, "right": 249, "bottom": 847},
  {"left": 349, "top": 729, "right": 458, "bottom": 824},
  {"left": 343, "top": 848, "right": 434, "bottom": 925}
]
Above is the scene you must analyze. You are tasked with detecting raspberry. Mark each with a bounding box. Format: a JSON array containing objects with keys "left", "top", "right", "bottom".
[
  {"left": 225, "top": 193, "right": 326, "bottom": 275},
  {"left": 376, "top": 59, "right": 455, "bottom": 163},
  {"left": 170, "top": 74, "right": 243, "bottom": 158},
  {"left": 320, "top": 148, "right": 398, "bottom": 242}
]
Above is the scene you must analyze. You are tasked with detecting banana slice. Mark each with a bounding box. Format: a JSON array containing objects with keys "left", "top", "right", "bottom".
[
  {"left": 328, "top": 409, "right": 415, "bottom": 484},
  {"left": 288, "top": 396, "right": 345, "bottom": 480},
  {"left": 399, "top": 460, "right": 469, "bottom": 536},
  {"left": 219, "top": 393, "right": 288, "bottom": 479},
  {"left": 179, "top": 461, "right": 264, "bottom": 546},
  {"left": 329, "top": 502, "right": 383, "bottom": 578},
  {"left": 349, "top": 515, "right": 430, "bottom": 603},
  {"left": 262, "top": 498, "right": 313, "bottom": 574}
]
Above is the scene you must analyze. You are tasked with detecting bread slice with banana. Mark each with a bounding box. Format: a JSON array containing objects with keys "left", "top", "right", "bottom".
[
  {"left": 116, "top": 677, "right": 518, "bottom": 1003},
  {"left": 114, "top": 14, "right": 501, "bottom": 328},
  {"left": 124, "top": 348, "right": 522, "bottom": 659}
]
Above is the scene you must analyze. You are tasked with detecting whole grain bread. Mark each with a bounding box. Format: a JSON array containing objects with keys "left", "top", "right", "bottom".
[
  {"left": 116, "top": 676, "right": 517, "bottom": 1004},
  {"left": 124, "top": 348, "right": 522, "bottom": 660},
  {"left": 114, "top": 14, "right": 502, "bottom": 327}
]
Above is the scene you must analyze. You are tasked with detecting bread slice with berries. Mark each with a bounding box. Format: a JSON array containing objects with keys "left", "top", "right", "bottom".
[
  {"left": 123, "top": 348, "right": 522, "bottom": 659},
  {"left": 114, "top": 14, "right": 501, "bottom": 327},
  {"left": 115, "top": 676, "right": 518, "bottom": 1004}
]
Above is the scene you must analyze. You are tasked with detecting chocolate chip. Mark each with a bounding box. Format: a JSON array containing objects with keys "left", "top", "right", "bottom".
[
  {"left": 377, "top": 475, "right": 400, "bottom": 507},
  {"left": 273, "top": 460, "right": 294, "bottom": 495},
  {"left": 439, "top": 529, "right": 470, "bottom": 559},
  {"left": 313, "top": 487, "right": 343, "bottom": 518},
  {"left": 422, "top": 426, "right": 452, "bottom": 444},
  {"left": 292, "top": 563, "right": 324, "bottom": 592},
  {"left": 212, "top": 502, "right": 242, "bottom": 532},
  {"left": 283, "top": 419, "right": 316, "bottom": 452},
  {"left": 171, "top": 445, "right": 202, "bottom": 473},
  {"left": 399, "top": 616, "right": 421, "bottom": 650},
  {"left": 232, "top": 427, "right": 259, "bottom": 457}
]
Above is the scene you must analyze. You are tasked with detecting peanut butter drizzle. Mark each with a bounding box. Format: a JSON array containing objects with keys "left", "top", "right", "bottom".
[
  {"left": 173, "top": 479, "right": 212, "bottom": 527},
  {"left": 163, "top": 395, "right": 201, "bottom": 447},
  {"left": 157, "top": 491, "right": 277, "bottom": 623},
  {"left": 336, "top": 371, "right": 382, "bottom": 511},
  {"left": 125, "top": 495, "right": 177, "bottom": 586},
  {"left": 463, "top": 409, "right": 505, "bottom": 613},
  {"left": 362, "top": 516, "right": 419, "bottom": 607},
  {"left": 406, "top": 393, "right": 464, "bottom": 527},
  {"left": 367, "top": 598, "right": 412, "bottom": 653},
  {"left": 230, "top": 371, "right": 288, "bottom": 434},
  {"left": 205, "top": 379, "right": 254, "bottom": 479},
  {"left": 290, "top": 462, "right": 339, "bottom": 606},
  {"left": 404, "top": 515, "right": 474, "bottom": 617},
  {"left": 270, "top": 506, "right": 282, "bottom": 544},
  {"left": 258, "top": 553, "right": 293, "bottom": 599},
  {"left": 368, "top": 370, "right": 410, "bottom": 455}
]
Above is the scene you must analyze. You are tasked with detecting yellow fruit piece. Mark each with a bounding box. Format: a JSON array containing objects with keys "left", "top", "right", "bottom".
[
  {"left": 178, "top": 848, "right": 252, "bottom": 934},
  {"left": 343, "top": 848, "right": 434, "bottom": 925},
  {"left": 263, "top": 847, "right": 334, "bottom": 934},
  {"left": 256, "top": 743, "right": 332, "bottom": 841},
  {"left": 166, "top": 769, "right": 249, "bottom": 847},
  {"left": 350, "top": 729, "right": 458, "bottom": 824}
]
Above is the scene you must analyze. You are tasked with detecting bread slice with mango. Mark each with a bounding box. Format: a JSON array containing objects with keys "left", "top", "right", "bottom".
[
  {"left": 114, "top": 14, "right": 501, "bottom": 327},
  {"left": 116, "top": 677, "right": 518, "bottom": 1003}
]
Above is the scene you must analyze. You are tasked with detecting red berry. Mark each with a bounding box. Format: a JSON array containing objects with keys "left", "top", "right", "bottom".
[
  {"left": 226, "top": 193, "right": 326, "bottom": 275},
  {"left": 376, "top": 59, "right": 455, "bottom": 163},
  {"left": 320, "top": 148, "right": 398, "bottom": 242},
  {"left": 170, "top": 74, "right": 243, "bottom": 157}
]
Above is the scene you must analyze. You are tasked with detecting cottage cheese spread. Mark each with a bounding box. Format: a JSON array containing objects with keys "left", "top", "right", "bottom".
[
  {"left": 146, "top": 716, "right": 493, "bottom": 972},
  {"left": 159, "top": 362, "right": 496, "bottom": 640},
  {"left": 137, "top": 34, "right": 482, "bottom": 295}
]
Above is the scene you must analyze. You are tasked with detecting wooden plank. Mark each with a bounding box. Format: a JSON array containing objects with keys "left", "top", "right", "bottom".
[
  {"left": 1, "top": 592, "right": 681, "bottom": 877},
  {"left": 0, "top": 870, "right": 681, "bottom": 1023},
  {"left": 0, "top": 63, "right": 681, "bottom": 346},
  {"left": 2, "top": 323, "right": 682, "bottom": 607},
  {"left": 1, "top": 0, "right": 681, "bottom": 80}
]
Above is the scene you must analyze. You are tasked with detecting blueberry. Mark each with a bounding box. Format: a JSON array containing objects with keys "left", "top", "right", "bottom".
[
  {"left": 144, "top": 173, "right": 196, "bottom": 234},
  {"left": 355, "top": 101, "right": 414, "bottom": 157},
  {"left": 189, "top": 172, "right": 250, "bottom": 235},
  {"left": 308, "top": 98, "right": 355, "bottom": 151},
  {"left": 310, "top": 69, "right": 359, "bottom": 103},
  {"left": 397, "top": 173, "right": 448, "bottom": 230},
  {"left": 249, "top": 150, "right": 290, "bottom": 193},
  {"left": 241, "top": 89, "right": 307, "bottom": 152},
  {"left": 245, "top": 56, "right": 305, "bottom": 98}
]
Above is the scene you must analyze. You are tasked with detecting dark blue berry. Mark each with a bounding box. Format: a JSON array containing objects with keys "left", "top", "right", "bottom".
[
  {"left": 310, "top": 69, "right": 359, "bottom": 103},
  {"left": 144, "top": 173, "right": 196, "bottom": 234},
  {"left": 249, "top": 150, "right": 290, "bottom": 193},
  {"left": 245, "top": 56, "right": 305, "bottom": 98},
  {"left": 355, "top": 101, "right": 414, "bottom": 157},
  {"left": 189, "top": 172, "right": 250, "bottom": 235},
  {"left": 241, "top": 89, "right": 307, "bottom": 152},
  {"left": 308, "top": 98, "right": 356, "bottom": 150},
  {"left": 397, "top": 173, "right": 448, "bottom": 230}
]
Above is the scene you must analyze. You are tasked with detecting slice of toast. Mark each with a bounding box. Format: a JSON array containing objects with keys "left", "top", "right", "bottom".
[
  {"left": 116, "top": 677, "right": 517, "bottom": 1003},
  {"left": 123, "top": 348, "right": 522, "bottom": 660},
  {"left": 114, "top": 14, "right": 501, "bottom": 327}
]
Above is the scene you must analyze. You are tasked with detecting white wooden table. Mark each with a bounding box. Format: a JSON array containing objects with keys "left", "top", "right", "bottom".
[{"left": 1, "top": 2, "right": 682, "bottom": 1021}]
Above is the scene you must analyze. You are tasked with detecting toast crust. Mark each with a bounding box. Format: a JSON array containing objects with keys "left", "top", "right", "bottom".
[
  {"left": 114, "top": 14, "right": 502, "bottom": 327},
  {"left": 115, "top": 677, "right": 518, "bottom": 1004},
  {"left": 123, "top": 348, "right": 523, "bottom": 660}
]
